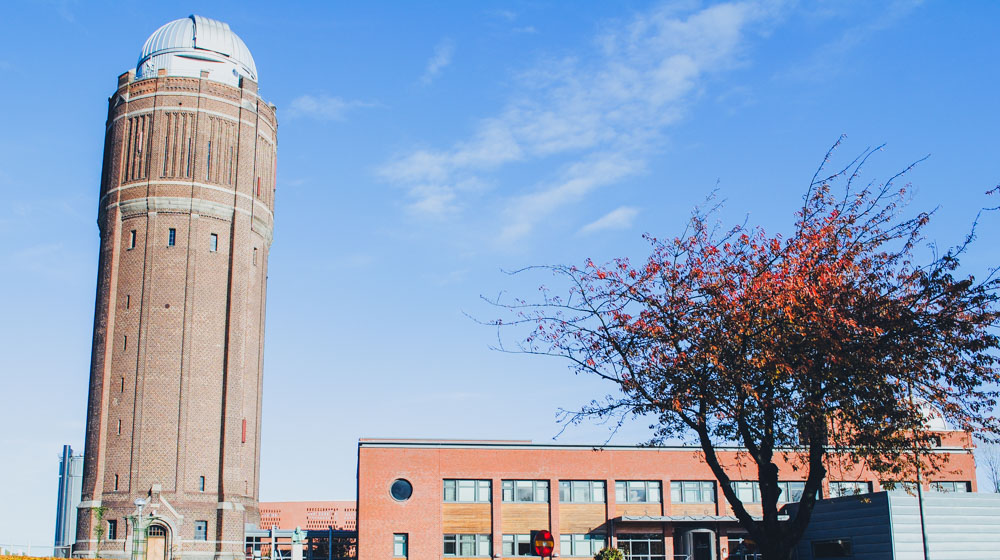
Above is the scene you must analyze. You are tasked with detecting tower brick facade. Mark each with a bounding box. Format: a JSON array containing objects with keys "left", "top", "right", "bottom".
[{"left": 75, "top": 18, "right": 276, "bottom": 560}]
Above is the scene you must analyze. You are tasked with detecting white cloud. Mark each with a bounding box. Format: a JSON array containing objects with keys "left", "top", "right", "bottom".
[
  {"left": 421, "top": 40, "right": 455, "bottom": 85},
  {"left": 287, "top": 94, "right": 374, "bottom": 121},
  {"left": 580, "top": 206, "right": 640, "bottom": 235},
  {"left": 379, "top": 1, "right": 781, "bottom": 241}
]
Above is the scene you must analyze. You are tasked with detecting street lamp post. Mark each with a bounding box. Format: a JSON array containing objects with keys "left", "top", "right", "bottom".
[{"left": 129, "top": 499, "right": 148, "bottom": 560}]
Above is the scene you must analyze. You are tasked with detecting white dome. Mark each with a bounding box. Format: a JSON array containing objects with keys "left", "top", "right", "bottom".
[{"left": 136, "top": 15, "right": 258, "bottom": 87}]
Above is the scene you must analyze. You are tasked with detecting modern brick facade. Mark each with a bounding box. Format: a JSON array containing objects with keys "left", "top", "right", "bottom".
[
  {"left": 258, "top": 502, "right": 357, "bottom": 532},
  {"left": 356, "top": 437, "right": 976, "bottom": 560},
  {"left": 74, "top": 16, "right": 276, "bottom": 560}
]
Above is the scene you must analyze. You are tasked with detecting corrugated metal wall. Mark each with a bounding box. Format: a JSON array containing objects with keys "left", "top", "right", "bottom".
[
  {"left": 791, "top": 493, "right": 894, "bottom": 560},
  {"left": 888, "top": 492, "right": 1000, "bottom": 560}
]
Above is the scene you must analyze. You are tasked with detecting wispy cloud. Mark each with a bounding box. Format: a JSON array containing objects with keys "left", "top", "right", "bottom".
[
  {"left": 380, "top": 1, "right": 781, "bottom": 242},
  {"left": 579, "top": 206, "right": 640, "bottom": 235},
  {"left": 421, "top": 40, "right": 455, "bottom": 85},
  {"left": 287, "top": 94, "right": 375, "bottom": 121},
  {"left": 783, "top": 0, "right": 922, "bottom": 81}
]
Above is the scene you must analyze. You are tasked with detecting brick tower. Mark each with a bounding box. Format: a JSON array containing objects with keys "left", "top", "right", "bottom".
[{"left": 75, "top": 15, "right": 276, "bottom": 560}]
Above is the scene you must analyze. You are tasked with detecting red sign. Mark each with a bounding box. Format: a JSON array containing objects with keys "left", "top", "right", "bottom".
[{"left": 531, "top": 530, "right": 554, "bottom": 557}]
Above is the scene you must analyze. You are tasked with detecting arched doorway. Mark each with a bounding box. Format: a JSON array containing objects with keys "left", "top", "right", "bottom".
[
  {"left": 147, "top": 524, "right": 170, "bottom": 560},
  {"left": 676, "top": 529, "right": 716, "bottom": 560}
]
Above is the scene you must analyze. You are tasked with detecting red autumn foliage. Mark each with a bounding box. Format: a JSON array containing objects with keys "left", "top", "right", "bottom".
[{"left": 491, "top": 140, "right": 1000, "bottom": 560}]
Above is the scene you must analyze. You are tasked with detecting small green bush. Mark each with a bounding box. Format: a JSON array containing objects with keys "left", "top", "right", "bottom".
[{"left": 594, "top": 547, "right": 625, "bottom": 560}]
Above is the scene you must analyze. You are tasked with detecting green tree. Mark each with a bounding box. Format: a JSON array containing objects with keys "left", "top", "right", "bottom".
[{"left": 494, "top": 140, "right": 1000, "bottom": 560}]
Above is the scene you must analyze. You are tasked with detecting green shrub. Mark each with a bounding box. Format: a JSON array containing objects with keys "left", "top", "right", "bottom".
[{"left": 594, "top": 547, "right": 625, "bottom": 560}]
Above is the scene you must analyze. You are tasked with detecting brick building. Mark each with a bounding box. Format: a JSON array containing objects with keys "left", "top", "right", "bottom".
[
  {"left": 356, "top": 437, "right": 976, "bottom": 560},
  {"left": 75, "top": 15, "right": 276, "bottom": 560}
]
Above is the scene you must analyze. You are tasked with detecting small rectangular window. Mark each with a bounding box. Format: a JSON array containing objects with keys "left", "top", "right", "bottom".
[
  {"left": 502, "top": 534, "right": 532, "bottom": 557},
  {"left": 114, "top": 474, "right": 119, "bottom": 491},
  {"left": 117, "top": 419, "right": 122, "bottom": 435},
  {"left": 120, "top": 376, "right": 125, "bottom": 393},
  {"left": 194, "top": 520, "right": 208, "bottom": 541},
  {"left": 128, "top": 230, "right": 136, "bottom": 249},
  {"left": 107, "top": 519, "right": 117, "bottom": 540},
  {"left": 210, "top": 233, "right": 218, "bottom": 252},
  {"left": 125, "top": 295, "right": 130, "bottom": 310},
  {"left": 123, "top": 335, "right": 127, "bottom": 350},
  {"left": 199, "top": 476, "right": 206, "bottom": 492},
  {"left": 393, "top": 534, "right": 408, "bottom": 557},
  {"left": 168, "top": 228, "right": 176, "bottom": 247}
]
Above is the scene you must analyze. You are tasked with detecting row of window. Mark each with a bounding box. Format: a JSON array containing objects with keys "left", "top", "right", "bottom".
[
  {"left": 439, "top": 478, "right": 972, "bottom": 505},
  {"left": 392, "top": 533, "right": 606, "bottom": 558},
  {"left": 128, "top": 229, "right": 218, "bottom": 252},
  {"left": 127, "top": 228, "right": 259, "bottom": 264}
]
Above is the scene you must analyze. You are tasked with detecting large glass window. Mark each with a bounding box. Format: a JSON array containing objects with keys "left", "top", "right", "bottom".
[
  {"left": 559, "top": 481, "right": 606, "bottom": 503},
  {"left": 930, "top": 481, "right": 970, "bottom": 493},
  {"left": 730, "top": 481, "right": 806, "bottom": 503},
  {"left": 615, "top": 481, "right": 662, "bottom": 503},
  {"left": 559, "top": 534, "right": 605, "bottom": 557},
  {"left": 502, "top": 480, "right": 549, "bottom": 503},
  {"left": 393, "top": 534, "right": 407, "bottom": 557},
  {"left": 502, "top": 534, "right": 532, "bottom": 557},
  {"left": 618, "top": 533, "right": 665, "bottom": 560},
  {"left": 670, "top": 481, "right": 716, "bottom": 503},
  {"left": 829, "top": 481, "right": 872, "bottom": 497},
  {"left": 444, "top": 480, "right": 491, "bottom": 503},
  {"left": 443, "top": 534, "right": 491, "bottom": 557}
]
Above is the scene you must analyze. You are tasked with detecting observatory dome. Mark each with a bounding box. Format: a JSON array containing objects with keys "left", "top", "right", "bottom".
[{"left": 136, "top": 15, "right": 257, "bottom": 87}]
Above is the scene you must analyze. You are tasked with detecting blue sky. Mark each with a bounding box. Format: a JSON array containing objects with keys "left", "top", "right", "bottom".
[{"left": 1, "top": 0, "right": 998, "bottom": 549}]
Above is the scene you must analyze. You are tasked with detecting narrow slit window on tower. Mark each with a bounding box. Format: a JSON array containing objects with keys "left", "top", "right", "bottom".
[
  {"left": 120, "top": 376, "right": 125, "bottom": 393},
  {"left": 168, "top": 228, "right": 176, "bottom": 247},
  {"left": 123, "top": 335, "right": 127, "bottom": 350},
  {"left": 186, "top": 138, "right": 193, "bottom": 177},
  {"left": 125, "top": 295, "right": 130, "bottom": 310},
  {"left": 198, "top": 476, "right": 206, "bottom": 492},
  {"left": 114, "top": 474, "right": 119, "bottom": 491},
  {"left": 253, "top": 247, "right": 258, "bottom": 265},
  {"left": 117, "top": 419, "right": 122, "bottom": 435},
  {"left": 210, "top": 233, "right": 218, "bottom": 252},
  {"left": 128, "top": 230, "right": 136, "bottom": 250},
  {"left": 206, "top": 140, "right": 212, "bottom": 180}
]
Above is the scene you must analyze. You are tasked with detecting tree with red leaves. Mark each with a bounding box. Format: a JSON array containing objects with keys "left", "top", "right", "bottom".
[{"left": 492, "top": 140, "right": 1000, "bottom": 560}]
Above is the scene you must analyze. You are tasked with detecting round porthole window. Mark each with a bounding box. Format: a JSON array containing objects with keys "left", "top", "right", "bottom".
[{"left": 390, "top": 478, "right": 413, "bottom": 501}]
